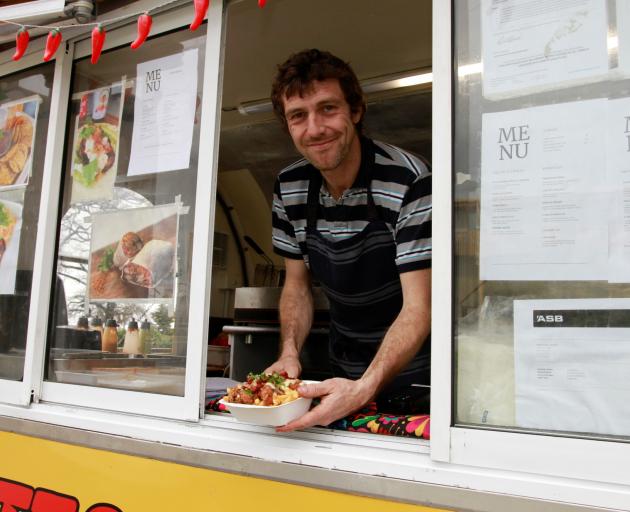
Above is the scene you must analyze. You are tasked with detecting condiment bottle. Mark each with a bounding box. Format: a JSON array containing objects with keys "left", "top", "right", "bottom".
[
  {"left": 90, "top": 317, "right": 103, "bottom": 336},
  {"left": 102, "top": 319, "right": 119, "bottom": 353},
  {"left": 123, "top": 318, "right": 141, "bottom": 355},
  {"left": 77, "top": 316, "right": 89, "bottom": 330},
  {"left": 90, "top": 316, "right": 103, "bottom": 349},
  {"left": 139, "top": 319, "right": 151, "bottom": 355}
]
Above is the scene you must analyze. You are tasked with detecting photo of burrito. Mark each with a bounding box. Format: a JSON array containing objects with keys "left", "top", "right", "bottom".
[{"left": 88, "top": 204, "right": 179, "bottom": 301}]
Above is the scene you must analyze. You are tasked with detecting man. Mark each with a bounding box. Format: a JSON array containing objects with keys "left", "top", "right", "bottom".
[{"left": 267, "top": 49, "right": 431, "bottom": 432}]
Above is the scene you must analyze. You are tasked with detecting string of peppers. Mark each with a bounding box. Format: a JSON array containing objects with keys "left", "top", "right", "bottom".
[{"left": 7, "top": 0, "right": 268, "bottom": 65}]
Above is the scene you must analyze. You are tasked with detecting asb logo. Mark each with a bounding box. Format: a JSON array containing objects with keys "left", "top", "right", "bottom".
[
  {"left": 0, "top": 478, "right": 122, "bottom": 512},
  {"left": 535, "top": 315, "right": 564, "bottom": 323}
]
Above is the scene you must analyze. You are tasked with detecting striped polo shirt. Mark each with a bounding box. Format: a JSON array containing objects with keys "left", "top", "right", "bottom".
[{"left": 272, "top": 138, "right": 432, "bottom": 273}]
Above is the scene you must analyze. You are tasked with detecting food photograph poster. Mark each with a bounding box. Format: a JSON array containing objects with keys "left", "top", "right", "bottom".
[
  {"left": 0, "top": 96, "right": 40, "bottom": 191},
  {"left": 70, "top": 83, "right": 125, "bottom": 204},
  {"left": 0, "top": 199, "right": 23, "bottom": 295},
  {"left": 88, "top": 203, "right": 179, "bottom": 302}
]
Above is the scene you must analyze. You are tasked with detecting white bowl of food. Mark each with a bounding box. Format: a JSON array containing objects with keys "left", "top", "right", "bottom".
[{"left": 219, "top": 372, "right": 315, "bottom": 427}]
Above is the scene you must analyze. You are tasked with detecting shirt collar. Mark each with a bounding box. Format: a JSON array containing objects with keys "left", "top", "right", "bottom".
[{"left": 317, "top": 136, "right": 374, "bottom": 198}]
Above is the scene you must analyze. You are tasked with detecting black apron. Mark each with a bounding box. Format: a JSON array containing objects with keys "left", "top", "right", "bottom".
[{"left": 304, "top": 139, "right": 430, "bottom": 398}]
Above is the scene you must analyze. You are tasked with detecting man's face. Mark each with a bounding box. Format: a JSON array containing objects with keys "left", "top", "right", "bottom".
[{"left": 283, "top": 79, "right": 361, "bottom": 173}]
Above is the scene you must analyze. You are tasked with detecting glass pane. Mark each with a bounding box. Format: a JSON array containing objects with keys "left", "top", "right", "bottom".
[
  {"left": 0, "top": 63, "right": 55, "bottom": 381},
  {"left": 209, "top": 0, "right": 432, "bottom": 420},
  {"left": 454, "top": 0, "right": 630, "bottom": 440},
  {"left": 47, "top": 26, "right": 207, "bottom": 396}
]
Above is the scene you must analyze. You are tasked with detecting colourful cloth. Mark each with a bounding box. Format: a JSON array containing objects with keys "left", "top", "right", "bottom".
[{"left": 206, "top": 396, "right": 430, "bottom": 440}]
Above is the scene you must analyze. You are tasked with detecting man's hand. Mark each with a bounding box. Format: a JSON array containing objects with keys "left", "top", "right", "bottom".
[
  {"left": 264, "top": 354, "right": 302, "bottom": 379},
  {"left": 276, "top": 378, "right": 373, "bottom": 432}
]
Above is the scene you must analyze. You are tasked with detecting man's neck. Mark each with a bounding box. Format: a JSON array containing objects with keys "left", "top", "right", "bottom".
[{"left": 320, "top": 136, "right": 362, "bottom": 200}]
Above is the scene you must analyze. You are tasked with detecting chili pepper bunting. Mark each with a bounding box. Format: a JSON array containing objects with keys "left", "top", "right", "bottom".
[
  {"left": 131, "top": 13, "right": 152, "bottom": 49},
  {"left": 5, "top": 0, "right": 270, "bottom": 64},
  {"left": 91, "top": 24, "right": 106, "bottom": 64},
  {"left": 43, "top": 28, "right": 62, "bottom": 62},
  {"left": 12, "top": 26, "right": 29, "bottom": 62},
  {"left": 190, "top": 0, "right": 209, "bottom": 31}
]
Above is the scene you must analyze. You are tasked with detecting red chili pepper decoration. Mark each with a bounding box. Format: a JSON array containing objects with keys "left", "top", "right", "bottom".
[
  {"left": 190, "top": 0, "right": 209, "bottom": 31},
  {"left": 91, "top": 24, "right": 106, "bottom": 64},
  {"left": 258, "top": 0, "right": 266, "bottom": 7},
  {"left": 12, "top": 26, "right": 29, "bottom": 62},
  {"left": 43, "top": 28, "right": 62, "bottom": 62},
  {"left": 131, "top": 13, "right": 152, "bottom": 49}
]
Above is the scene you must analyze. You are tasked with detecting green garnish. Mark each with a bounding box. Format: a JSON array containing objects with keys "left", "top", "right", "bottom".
[
  {"left": 79, "top": 124, "right": 95, "bottom": 139},
  {"left": 0, "top": 204, "right": 9, "bottom": 226},
  {"left": 74, "top": 159, "right": 99, "bottom": 187},
  {"left": 247, "top": 371, "right": 286, "bottom": 386},
  {"left": 243, "top": 388, "right": 253, "bottom": 395},
  {"left": 97, "top": 247, "right": 115, "bottom": 271}
]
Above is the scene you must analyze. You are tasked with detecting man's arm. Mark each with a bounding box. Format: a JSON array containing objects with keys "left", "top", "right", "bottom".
[
  {"left": 277, "top": 268, "right": 430, "bottom": 432},
  {"left": 264, "top": 258, "right": 314, "bottom": 378}
]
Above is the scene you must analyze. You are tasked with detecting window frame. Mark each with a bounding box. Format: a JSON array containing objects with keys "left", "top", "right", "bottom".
[
  {"left": 436, "top": 0, "right": 630, "bottom": 490},
  {"left": 0, "top": 36, "right": 69, "bottom": 407},
  {"left": 23, "top": 1, "right": 225, "bottom": 420}
]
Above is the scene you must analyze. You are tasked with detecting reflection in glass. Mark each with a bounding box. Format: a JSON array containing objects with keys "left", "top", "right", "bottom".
[
  {"left": 453, "top": 0, "right": 630, "bottom": 440},
  {"left": 0, "top": 63, "right": 55, "bottom": 381},
  {"left": 47, "top": 27, "right": 207, "bottom": 396}
]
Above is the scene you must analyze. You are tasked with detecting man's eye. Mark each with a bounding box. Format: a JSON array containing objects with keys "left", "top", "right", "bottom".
[
  {"left": 288, "top": 112, "right": 304, "bottom": 122},
  {"left": 323, "top": 105, "right": 337, "bottom": 113}
]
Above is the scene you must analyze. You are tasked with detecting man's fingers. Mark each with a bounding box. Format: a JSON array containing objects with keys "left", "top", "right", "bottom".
[
  {"left": 298, "top": 380, "right": 333, "bottom": 398},
  {"left": 276, "top": 406, "right": 329, "bottom": 432}
]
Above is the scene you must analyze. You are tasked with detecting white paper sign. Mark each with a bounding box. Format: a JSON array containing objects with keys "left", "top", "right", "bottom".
[
  {"left": 128, "top": 49, "right": 198, "bottom": 176},
  {"left": 606, "top": 97, "right": 630, "bottom": 282},
  {"left": 480, "top": 99, "right": 608, "bottom": 281},
  {"left": 514, "top": 299, "right": 630, "bottom": 436},
  {"left": 482, "top": 0, "right": 609, "bottom": 99}
]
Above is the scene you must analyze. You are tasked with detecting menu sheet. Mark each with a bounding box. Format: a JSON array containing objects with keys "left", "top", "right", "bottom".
[
  {"left": 606, "top": 97, "right": 630, "bottom": 282},
  {"left": 128, "top": 49, "right": 198, "bottom": 176},
  {"left": 514, "top": 298, "right": 630, "bottom": 436},
  {"left": 480, "top": 99, "right": 608, "bottom": 281},
  {"left": 482, "top": 0, "right": 609, "bottom": 99}
]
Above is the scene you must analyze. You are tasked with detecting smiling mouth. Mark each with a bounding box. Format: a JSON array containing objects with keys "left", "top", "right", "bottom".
[{"left": 307, "top": 138, "right": 336, "bottom": 149}]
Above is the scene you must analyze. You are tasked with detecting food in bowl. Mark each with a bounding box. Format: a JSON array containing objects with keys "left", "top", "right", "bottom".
[{"left": 223, "top": 371, "right": 301, "bottom": 406}]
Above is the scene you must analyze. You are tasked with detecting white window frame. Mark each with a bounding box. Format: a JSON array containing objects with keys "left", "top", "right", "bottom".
[
  {"left": 20, "top": 1, "right": 225, "bottom": 420},
  {"left": 0, "top": 36, "right": 69, "bottom": 407},
  {"left": 432, "top": 0, "right": 630, "bottom": 493}
]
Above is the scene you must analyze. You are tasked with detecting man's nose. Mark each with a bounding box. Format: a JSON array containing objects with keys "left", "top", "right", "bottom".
[{"left": 305, "top": 113, "right": 324, "bottom": 136}]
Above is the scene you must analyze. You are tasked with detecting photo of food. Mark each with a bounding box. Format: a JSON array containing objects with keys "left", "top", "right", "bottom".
[
  {"left": 88, "top": 204, "right": 179, "bottom": 301},
  {"left": 70, "top": 84, "right": 124, "bottom": 204},
  {"left": 0, "top": 200, "right": 23, "bottom": 295},
  {"left": 0, "top": 97, "right": 39, "bottom": 190}
]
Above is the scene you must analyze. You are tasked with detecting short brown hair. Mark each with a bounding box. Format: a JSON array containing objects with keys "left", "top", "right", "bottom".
[{"left": 271, "top": 49, "right": 366, "bottom": 132}]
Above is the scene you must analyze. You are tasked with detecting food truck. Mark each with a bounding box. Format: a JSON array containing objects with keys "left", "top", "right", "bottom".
[{"left": 0, "top": 0, "right": 629, "bottom": 510}]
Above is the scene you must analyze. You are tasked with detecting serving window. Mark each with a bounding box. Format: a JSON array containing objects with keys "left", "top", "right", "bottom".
[
  {"left": 207, "top": 0, "right": 433, "bottom": 431},
  {"left": 453, "top": 0, "right": 630, "bottom": 441},
  {"left": 0, "top": 63, "right": 55, "bottom": 383},
  {"left": 45, "top": 26, "right": 208, "bottom": 398}
]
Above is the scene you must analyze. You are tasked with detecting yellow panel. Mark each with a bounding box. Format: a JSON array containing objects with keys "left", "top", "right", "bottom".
[{"left": 0, "top": 431, "right": 449, "bottom": 511}]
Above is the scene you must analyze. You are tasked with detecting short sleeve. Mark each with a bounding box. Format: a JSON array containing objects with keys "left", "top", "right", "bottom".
[
  {"left": 394, "top": 171, "right": 432, "bottom": 273},
  {"left": 272, "top": 178, "right": 303, "bottom": 259}
]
